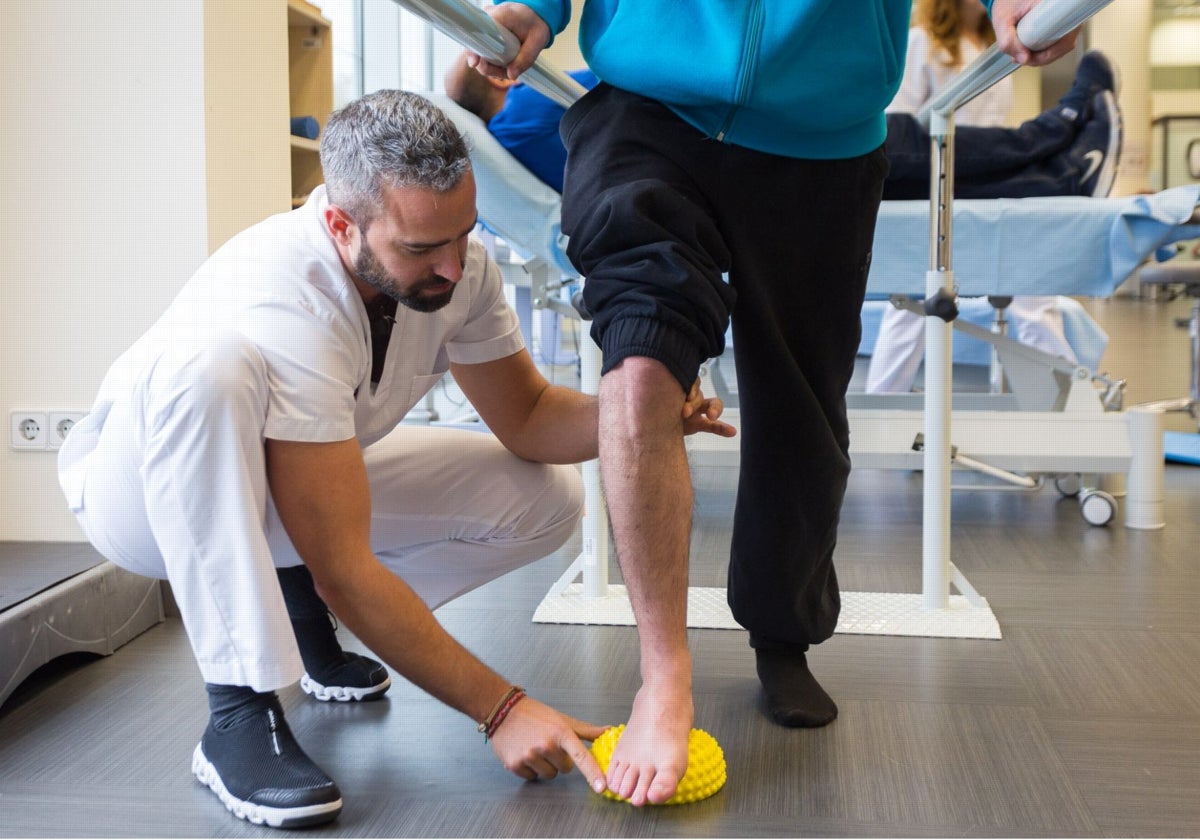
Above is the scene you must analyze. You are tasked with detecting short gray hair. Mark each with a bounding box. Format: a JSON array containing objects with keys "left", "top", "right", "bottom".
[{"left": 320, "top": 90, "right": 471, "bottom": 227}]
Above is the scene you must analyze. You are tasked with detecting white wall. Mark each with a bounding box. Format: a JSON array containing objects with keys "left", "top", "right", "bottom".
[
  {"left": 1089, "top": 0, "right": 1155, "bottom": 195},
  {"left": 544, "top": 15, "right": 585, "bottom": 71},
  {"left": 0, "top": 3, "right": 210, "bottom": 540},
  {"left": 1009, "top": 65, "right": 1043, "bottom": 125}
]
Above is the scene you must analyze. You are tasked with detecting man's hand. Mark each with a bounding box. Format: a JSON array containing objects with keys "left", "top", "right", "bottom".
[
  {"left": 488, "top": 695, "right": 610, "bottom": 793},
  {"left": 467, "top": 3, "right": 551, "bottom": 81},
  {"left": 682, "top": 379, "right": 737, "bottom": 439},
  {"left": 991, "top": 0, "right": 1079, "bottom": 67},
  {"left": 267, "top": 438, "right": 604, "bottom": 795}
]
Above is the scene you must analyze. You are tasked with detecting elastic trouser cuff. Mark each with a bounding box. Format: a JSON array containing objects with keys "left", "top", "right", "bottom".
[{"left": 597, "top": 315, "right": 708, "bottom": 394}]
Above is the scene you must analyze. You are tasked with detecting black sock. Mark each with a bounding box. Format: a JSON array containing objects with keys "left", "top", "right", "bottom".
[
  {"left": 277, "top": 564, "right": 329, "bottom": 620},
  {"left": 277, "top": 565, "right": 345, "bottom": 674},
  {"left": 755, "top": 648, "right": 838, "bottom": 728},
  {"left": 205, "top": 683, "right": 278, "bottom": 731}
]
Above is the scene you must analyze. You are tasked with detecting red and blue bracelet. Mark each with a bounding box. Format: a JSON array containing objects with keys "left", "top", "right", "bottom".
[{"left": 478, "top": 685, "right": 526, "bottom": 742}]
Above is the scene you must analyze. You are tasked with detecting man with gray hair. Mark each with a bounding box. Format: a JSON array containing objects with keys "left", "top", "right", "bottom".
[{"left": 58, "top": 89, "right": 733, "bottom": 829}]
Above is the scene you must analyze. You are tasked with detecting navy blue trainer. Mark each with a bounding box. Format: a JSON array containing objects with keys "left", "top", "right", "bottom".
[{"left": 192, "top": 699, "right": 343, "bottom": 829}]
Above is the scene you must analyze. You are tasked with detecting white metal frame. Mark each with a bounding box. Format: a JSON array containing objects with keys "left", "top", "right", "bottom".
[{"left": 392, "top": 0, "right": 1170, "bottom": 639}]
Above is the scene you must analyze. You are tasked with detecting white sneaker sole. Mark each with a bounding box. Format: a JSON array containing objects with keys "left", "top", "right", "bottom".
[
  {"left": 301, "top": 672, "right": 392, "bottom": 702},
  {"left": 191, "top": 743, "right": 342, "bottom": 829},
  {"left": 1090, "top": 90, "right": 1122, "bottom": 198}
]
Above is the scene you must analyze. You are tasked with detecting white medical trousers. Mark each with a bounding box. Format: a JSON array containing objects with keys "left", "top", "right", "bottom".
[
  {"left": 62, "top": 334, "right": 584, "bottom": 692},
  {"left": 865, "top": 295, "right": 1078, "bottom": 393}
]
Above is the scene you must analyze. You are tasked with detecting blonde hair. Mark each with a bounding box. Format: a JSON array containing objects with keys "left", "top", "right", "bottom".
[{"left": 915, "top": 0, "right": 996, "bottom": 67}]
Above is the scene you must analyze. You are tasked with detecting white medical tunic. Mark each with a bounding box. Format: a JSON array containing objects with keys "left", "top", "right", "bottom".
[
  {"left": 71, "top": 186, "right": 524, "bottom": 454},
  {"left": 58, "top": 187, "right": 582, "bottom": 690}
]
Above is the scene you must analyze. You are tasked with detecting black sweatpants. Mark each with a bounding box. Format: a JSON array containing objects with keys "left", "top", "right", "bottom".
[{"left": 561, "top": 84, "right": 888, "bottom": 650}]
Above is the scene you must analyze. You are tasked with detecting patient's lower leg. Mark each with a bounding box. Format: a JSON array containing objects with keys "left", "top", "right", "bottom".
[{"left": 599, "top": 358, "right": 695, "bottom": 807}]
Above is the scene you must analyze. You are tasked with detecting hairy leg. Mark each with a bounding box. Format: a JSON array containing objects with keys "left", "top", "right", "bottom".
[{"left": 598, "top": 356, "right": 695, "bottom": 806}]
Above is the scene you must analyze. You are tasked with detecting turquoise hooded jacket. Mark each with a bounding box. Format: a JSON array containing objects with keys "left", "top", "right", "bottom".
[{"left": 500, "top": 0, "right": 994, "bottom": 160}]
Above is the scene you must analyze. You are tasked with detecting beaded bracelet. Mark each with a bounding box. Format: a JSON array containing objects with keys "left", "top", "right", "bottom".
[{"left": 478, "top": 685, "right": 526, "bottom": 742}]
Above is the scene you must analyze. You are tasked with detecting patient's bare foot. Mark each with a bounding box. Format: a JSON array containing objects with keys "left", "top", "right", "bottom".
[{"left": 606, "top": 682, "right": 694, "bottom": 806}]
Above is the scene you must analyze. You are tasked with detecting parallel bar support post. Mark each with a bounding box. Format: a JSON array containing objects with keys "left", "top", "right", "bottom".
[
  {"left": 579, "top": 329, "right": 609, "bottom": 597},
  {"left": 545, "top": 327, "right": 609, "bottom": 599},
  {"left": 923, "top": 110, "right": 955, "bottom": 611},
  {"left": 1125, "top": 406, "right": 1166, "bottom": 530}
]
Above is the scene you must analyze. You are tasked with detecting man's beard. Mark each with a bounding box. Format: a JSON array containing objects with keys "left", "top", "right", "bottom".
[{"left": 355, "top": 238, "right": 456, "bottom": 313}]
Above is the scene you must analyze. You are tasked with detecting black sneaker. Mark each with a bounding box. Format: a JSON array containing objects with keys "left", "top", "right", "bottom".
[
  {"left": 1056, "top": 50, "right": 1117, "bottom": 124},
  {"left": 1073, "top": 90, "right": 1123, "bottom": 197},
  {"left": 192, "top": 701, "right": 343, "bottom": 828},
  {"left": 301, "top": 651, "right": 392, "bottom": 702}
]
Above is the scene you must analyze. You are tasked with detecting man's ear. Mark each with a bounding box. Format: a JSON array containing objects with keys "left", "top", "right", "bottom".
[
  {"left": 488, "top": 76, "right": 518, "bottom": 90},
  {"left": 324, "top": 204, "right": 357, "bottom": 246}
]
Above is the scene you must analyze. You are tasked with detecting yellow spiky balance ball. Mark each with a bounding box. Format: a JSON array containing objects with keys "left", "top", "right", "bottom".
[{"left": 589, "top": 725, "right": 726, "bottom": 805}]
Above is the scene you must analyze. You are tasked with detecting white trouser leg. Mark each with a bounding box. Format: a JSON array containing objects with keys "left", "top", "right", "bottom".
[
  {"left": 75, "top": 342, "right": 583, "bottom": 690},
  {"left": 75, "top": 333, "right": 301, "bottom": 691},
  {"left": 865, "top": 305, "right": 927, "bottom": 393},
  {"left": 267, "top": 426, "right": 584, "bottom": 610},
  {"left": 1007, "top": 296, "right": 1078, "bottom": 363}
]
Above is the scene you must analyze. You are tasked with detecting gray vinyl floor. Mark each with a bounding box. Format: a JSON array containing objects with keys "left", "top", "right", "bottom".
[{"left": 2, "top": 293, "right": 1199, "bottom": 838}]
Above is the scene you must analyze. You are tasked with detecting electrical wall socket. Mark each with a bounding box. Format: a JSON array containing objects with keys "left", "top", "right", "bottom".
[
  {"left": 10, "top": 411, "right": 48, "bottom": 450},
  {"left": 48, "top": 411, "right": 86, "bottom": 450}
]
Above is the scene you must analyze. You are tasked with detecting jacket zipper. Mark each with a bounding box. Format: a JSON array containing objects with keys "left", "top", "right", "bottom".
[{"left": 715, "top": 0, "right": 765, "bottom": 142}]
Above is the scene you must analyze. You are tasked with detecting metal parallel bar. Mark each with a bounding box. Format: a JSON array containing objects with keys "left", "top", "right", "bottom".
[
  {"left": 915, "top": 0, "right": 1117, "bottom": 610},
  {"left": 397, "top": 0, "right": 1116, "bottom": 119},
  {"left": 916, "top": 48, "right": 1020, "bottom": 129},
  {"left": 390, "top": 0, "right": 1131, "bottom": 611},
  {"left": 916, "top": 0, "right": 1118, "bottom": 128},
  {"left": 391, "top": 0, "right": 586, "bottom": 109}
]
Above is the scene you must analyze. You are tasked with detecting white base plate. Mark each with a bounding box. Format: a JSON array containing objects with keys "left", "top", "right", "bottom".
[{"left": 533, "top": 584, "right": 1001, "bottom": 640}]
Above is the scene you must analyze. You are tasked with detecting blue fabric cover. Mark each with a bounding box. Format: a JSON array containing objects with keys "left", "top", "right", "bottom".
[
  {"left": 869, "top": 187, "right": 1200, "bottom": 297},
  {"left": 1164, "top": 431, "right": 1200, "bottom": 466},
  {"left": 488, "top": 69, "right": 597, "bottom": 193}
]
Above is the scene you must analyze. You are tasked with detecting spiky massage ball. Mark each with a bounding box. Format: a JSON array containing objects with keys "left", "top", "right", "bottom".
[{"left": 589, "top": 725, "right": 726, "bottom": 805}]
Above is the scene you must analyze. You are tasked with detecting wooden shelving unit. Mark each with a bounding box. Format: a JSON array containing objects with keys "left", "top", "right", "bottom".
[{"left": 287, "top": 0, "right": 333, "bottom": 207}]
